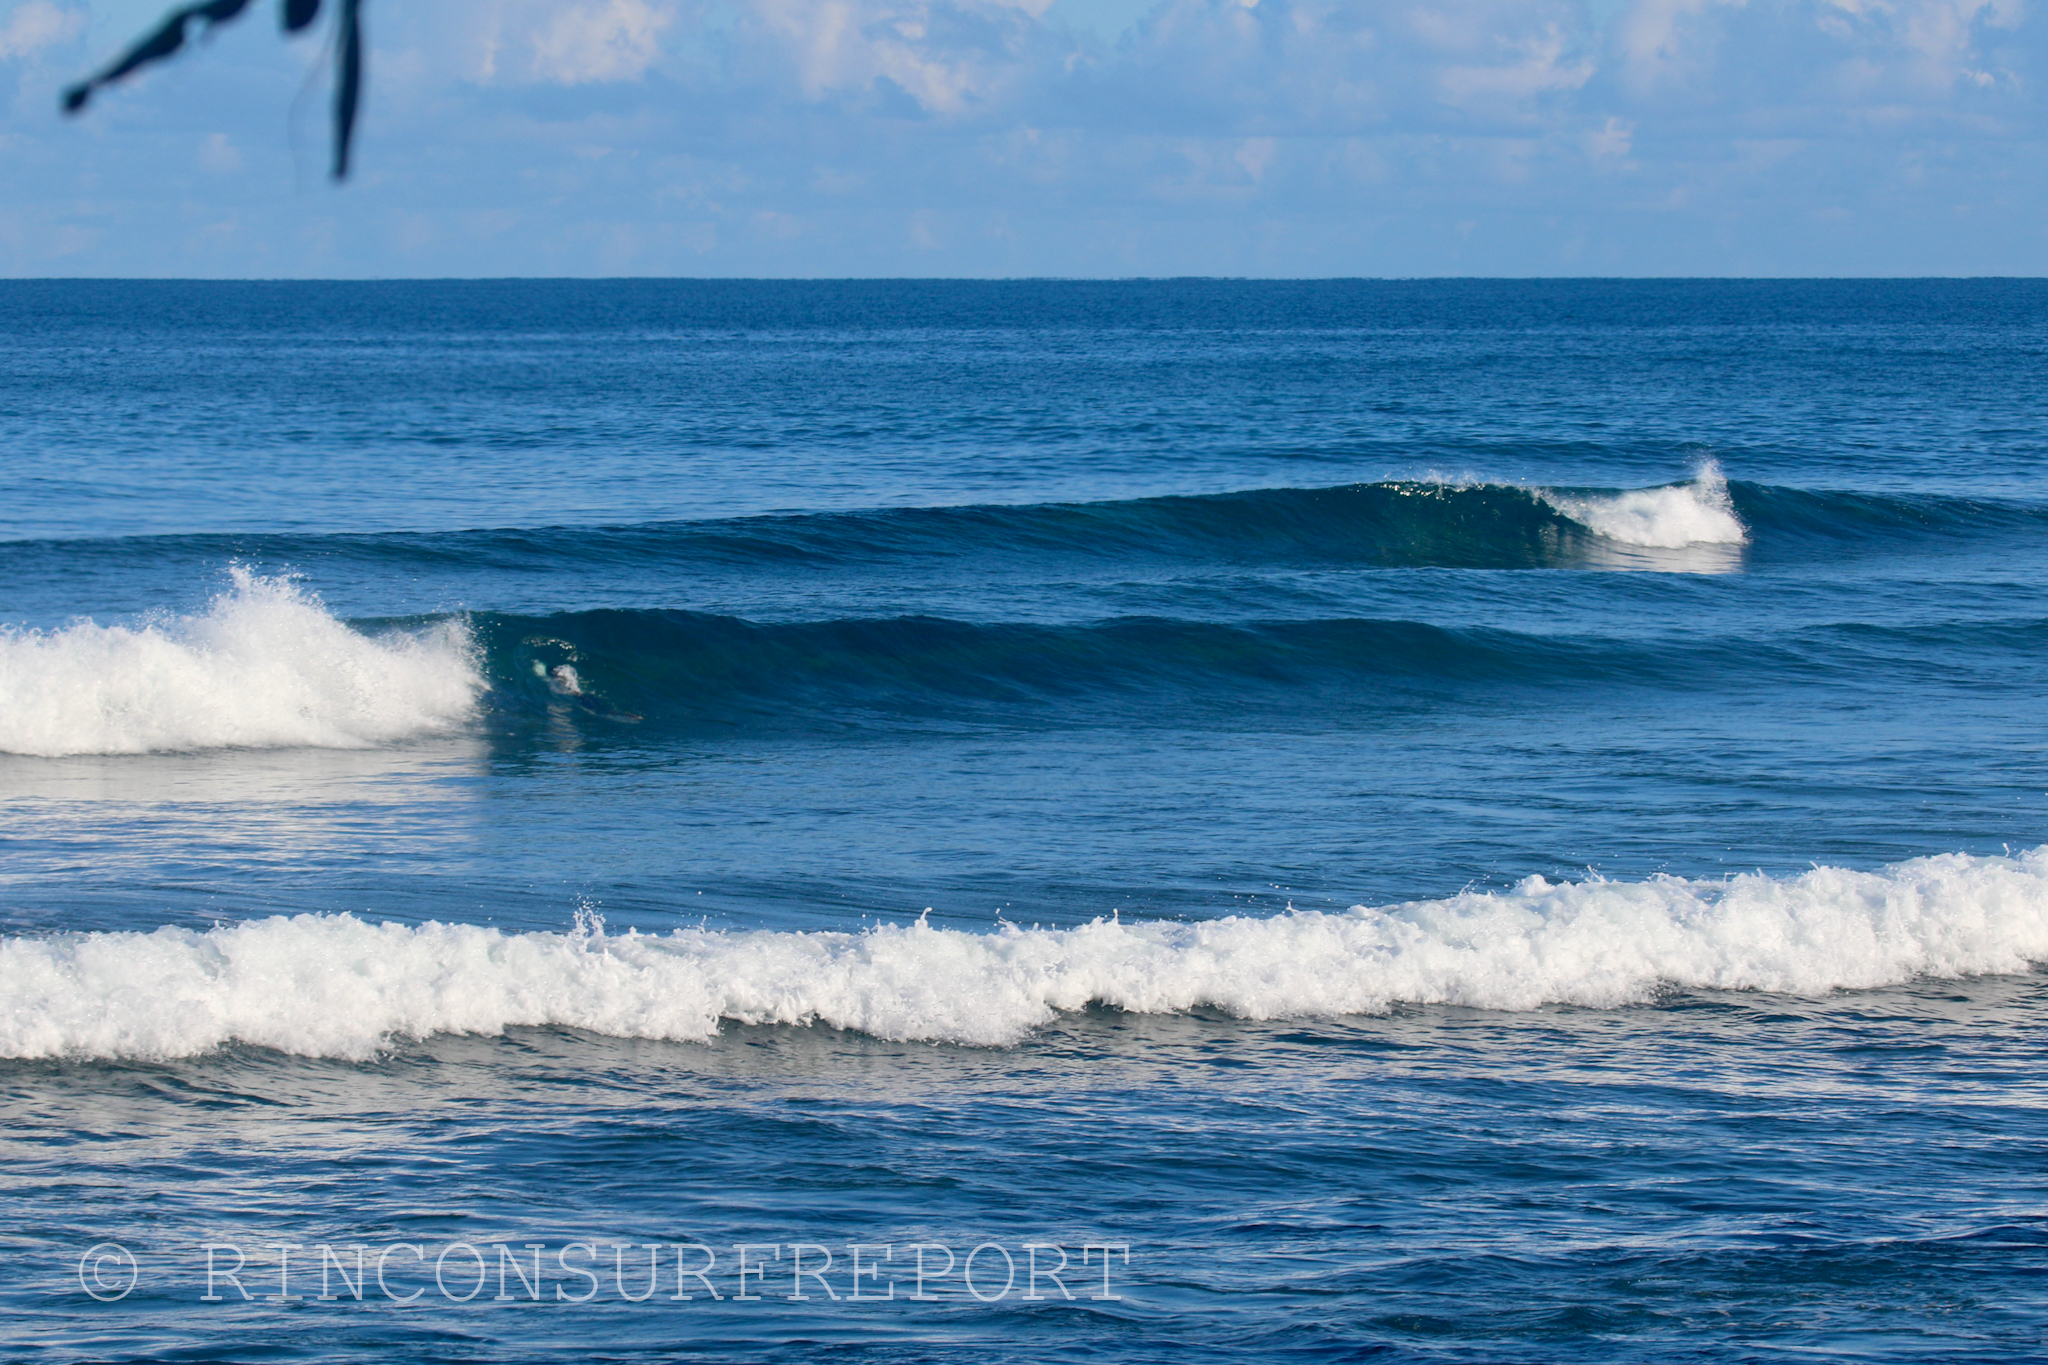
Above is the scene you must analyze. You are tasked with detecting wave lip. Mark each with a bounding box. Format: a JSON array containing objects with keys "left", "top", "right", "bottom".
[
  {"left": 0, "top": 569, "right": 482, "bottom": 756},
  {"left": 6, "top": 848, "right": 2045, "bottom": 1061}
]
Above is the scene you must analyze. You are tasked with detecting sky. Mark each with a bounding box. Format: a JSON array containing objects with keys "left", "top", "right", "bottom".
[{"left": 0, "top": 0, "right": 2042, "bottom": 275}]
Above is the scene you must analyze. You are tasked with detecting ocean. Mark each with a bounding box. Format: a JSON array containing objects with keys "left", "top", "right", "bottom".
[{"left": 4, "top": 278, "right": 2047, "bottom": 1362}]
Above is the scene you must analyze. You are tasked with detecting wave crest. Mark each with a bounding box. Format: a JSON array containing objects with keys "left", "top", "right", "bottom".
[
  {"left": 5, "top": 848, "right": 2044, "bottom": 1060},
  {"left": 0, "top": 569, "right": 482, "bottom": 756},
  {"left": 1541, "top": 462, "right": 1748, "bottom": 549}
]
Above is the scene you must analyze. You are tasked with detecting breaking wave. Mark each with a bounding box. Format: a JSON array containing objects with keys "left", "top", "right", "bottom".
[
  {"left": 5, "top": 848, "right": 2045, "bottom": 1060},
  {"left": 0, "top": 569, "right": 482, "bottom": 756},
  {"left": 1539, "top": 461, "right": 1747, "bottom": 549},
  {"left": 22, "top": 472, "right": 2048, "bottom": 585}
]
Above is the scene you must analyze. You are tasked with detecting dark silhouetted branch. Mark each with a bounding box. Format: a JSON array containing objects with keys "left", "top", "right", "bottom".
[
  {"left": 62, "top": 0, "right": 254, "bottom": 112},
  {"left": 333, "top": 0, "right": 360, "bottom": 180},
  {"left": 62, "top": 0, "right": 364, "bottom": 181}
]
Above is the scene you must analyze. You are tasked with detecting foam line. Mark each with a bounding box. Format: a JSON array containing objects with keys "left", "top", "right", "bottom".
[
  {"left": 0, "top": 569, "right": 481, "bottom": 756},
  {"left": 4, "top": 848, "right": 2044, "bottom": 1060}
]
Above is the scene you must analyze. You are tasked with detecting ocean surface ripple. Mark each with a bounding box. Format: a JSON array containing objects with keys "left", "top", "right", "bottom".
[{"left": 5, "top": 280, "right": 2047, "bottom": 1364}]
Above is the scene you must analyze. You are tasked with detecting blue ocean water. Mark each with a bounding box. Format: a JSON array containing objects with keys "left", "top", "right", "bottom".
[{"left": 4, "top": 279, "right": 2048, "bottom": 1362}]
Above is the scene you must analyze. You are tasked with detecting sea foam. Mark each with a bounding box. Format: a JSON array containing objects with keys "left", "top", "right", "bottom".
[
  {"left": 1542, "top": 462, "right": 1748, "bottom": 548},
  {"left": 5, "top": 848, "right": 2045, "bottom": 1060},
  {"left": 0, "top": 569, "right": 481, "bottom": 757}
]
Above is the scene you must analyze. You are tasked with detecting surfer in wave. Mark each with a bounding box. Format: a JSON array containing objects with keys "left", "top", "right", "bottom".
[{"left": 524, "top": 640, "right": 642, "bottom": 723}]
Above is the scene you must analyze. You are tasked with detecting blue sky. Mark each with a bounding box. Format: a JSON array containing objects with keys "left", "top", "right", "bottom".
[{"left": 0, "top": 0, "right": 2042, "bottom": 275}]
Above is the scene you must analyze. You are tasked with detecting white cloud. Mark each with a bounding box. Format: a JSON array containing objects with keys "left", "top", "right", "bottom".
[
  {"left": 1437, "top": 23, "right": 1593, "bottom": 111},
  {"left": 376, "top": 0, "right": 2039, "bottom": 137},
  {"left": 1613, "top": 0, "right": 2036, "bottom": 123},
  {"left": 0, "top": 0, "right": 2044, "bottom": 274},
  {"left": 418, "top": 0, "right": 677, "bottom": 86},
  {"left": 1585, "top": 113, "right": 1633, "bottom": 159},
  {"left": 1615, "top": 0, "right": 1744, "bottom": 94},
  {"left": 741, "top": 0, "right": 1054, "bottom": 114},
  {"left": 0, "top": 0, "right": 83, "bottom": 59},
  {"left": 1892, "top": 0, "right": 2024, "bottom": 89},
  {"left": 197, "top": 131, "right": 243, "bottom": 173},
  {"left": 530, "top": 0, "right": 675, "bottom": 83}
]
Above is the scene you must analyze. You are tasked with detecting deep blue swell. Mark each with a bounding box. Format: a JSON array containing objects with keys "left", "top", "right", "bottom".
[
  {"left": 16, "top": 479, "right": 2048, "bottom": 578},
  {"left": 5, "top": 281, "right": 2048, "bottom": 1365}
]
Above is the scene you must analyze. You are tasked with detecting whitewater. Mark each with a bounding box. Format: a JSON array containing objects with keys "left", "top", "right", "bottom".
[
  {"left": 6, "top": 848, "right": 2040, "bottom": 1060},
  {"left": 1539, "top": 461, "right": 1748, "bottom": 549},
  {"left": 0, "top": 569, "right": 480, "bottom": 756}
]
